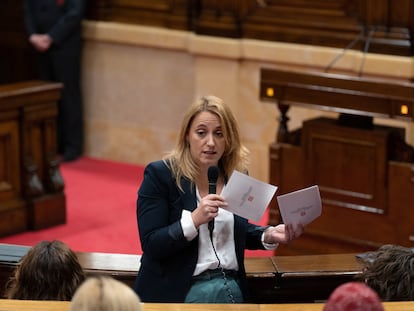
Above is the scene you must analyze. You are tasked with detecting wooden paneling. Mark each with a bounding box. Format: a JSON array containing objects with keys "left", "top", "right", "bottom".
[
  {"left": 86, "top": 0, "right": 190, "bottom": 30},
  {"left": 83, "top": 0, "right": 414, "bottom": 56},
  {"left": 303, "top": 118, "right": 396, "bottom": 214},
  {"left": 0, "top": 117, "right": 26, "bottom": 236},
  {"left": 261, "top": 68, "right": 414, "bottom": 255},
  {"left": 0, "top": 81, "right": 65, "bottom": 236},
  {"left": 1, "top": 1, "right": 414, "bottom": 84},
  {"left": 388, "top": 162, "right": 414, "bottom": 245},
  {"left": 268, "top": 143, "right": 305, "bottom": 225},
  {"left": 0, "top": 120, "right": 20, "bottom": 200}
]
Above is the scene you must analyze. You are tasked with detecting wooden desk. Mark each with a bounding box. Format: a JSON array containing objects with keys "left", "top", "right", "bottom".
[
  {"left": 263, "top": 302, "right": 414, "bottom": 311},
  {"left": 243, "top": 257, "right": 278, "bottom": 303},
  {"left": 260, "top": 69, "right": 414, "bottom": 123},
  {"left": 77, "top": 251, "right": 140, "bottom": 289},
  {"left": 0, "top": 81, "right": 65, "bottom": 237},
  {"left": 259, "top": 68, "right": 414, "bottom": 255},
  {"left": 143, "top": 304, "right": 259, "bottom": 311},
  {"left": 1, "top": 300, "right": 414, "bottom": 311},
  {"left": 0, "top": 244, "right": 141, "bottom": 293},
  {"left": 0, "top": 299, "right": 69, "bottom": 311},
  {"left": 271, "top": 253, "right": 363, "bottom": 302},
  {"left": 0, "top": 243, "right": 363, "bottom": 303}
]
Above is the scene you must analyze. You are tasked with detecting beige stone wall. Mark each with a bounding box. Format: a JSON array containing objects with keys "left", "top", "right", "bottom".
[{"left": 82, "top": 21, "right": 414, "bottom": 182}]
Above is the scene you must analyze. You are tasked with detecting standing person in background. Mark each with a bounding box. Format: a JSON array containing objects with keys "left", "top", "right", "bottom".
[
  {"left": 23, "top": 0, "right": 86, "bottom": 162},
  {"left": 134, "top": 95, "right": 305, "bottom": 303},
  {"left": 5, "top": 240, "right": 85, "bottom": 300}
]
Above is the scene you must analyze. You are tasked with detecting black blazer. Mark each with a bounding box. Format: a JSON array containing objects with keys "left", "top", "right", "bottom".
[
  {"left": 134, "top": 160, "right": 267, "bottom": 302},
  {"left": 23, "top": 0, "right": 85, "bottom": 48}
]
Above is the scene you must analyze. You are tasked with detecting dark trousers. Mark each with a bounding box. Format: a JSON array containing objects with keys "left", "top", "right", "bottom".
[
  {"left": 184, "top": 269, "right": 244, "bottom": 303},
  {"left": 35, "top": 41, "right": 84, "bottom": 158}
]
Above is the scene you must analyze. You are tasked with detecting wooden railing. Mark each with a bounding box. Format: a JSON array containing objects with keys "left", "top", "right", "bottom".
[
  {"left": 2, "top": 299, "right": 414, "bottom": 310},
  {"left": 85, "top": 0, "right": 414, "bottom": 56},
  {"left": 0, "top": 243, "right": 362, "bottom": 303},
  {"left": 1, "top": 1, "right": 413, "bottom": 85}
]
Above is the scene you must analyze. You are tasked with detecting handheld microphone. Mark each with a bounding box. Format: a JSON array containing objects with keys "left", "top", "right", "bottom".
[{"left": 207, "top": 166, "right": 219, "bottom": 235}]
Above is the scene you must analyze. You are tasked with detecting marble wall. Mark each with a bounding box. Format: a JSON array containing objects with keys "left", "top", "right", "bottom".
[{"left": 82, "top": 21, "right": 414, "bottom": 182}]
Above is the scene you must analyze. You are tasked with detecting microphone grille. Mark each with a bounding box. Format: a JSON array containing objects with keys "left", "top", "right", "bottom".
[{"left": 207, "top": 166, "right": 219, "bottom": 183}]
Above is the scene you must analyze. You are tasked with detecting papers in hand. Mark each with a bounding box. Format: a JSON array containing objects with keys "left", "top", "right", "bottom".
[
  {"left": 220, "top": 170, "right": 277, "bottom": 222},
  {"left": 277, "top": 185, "right": 322, "bottom": 227}
]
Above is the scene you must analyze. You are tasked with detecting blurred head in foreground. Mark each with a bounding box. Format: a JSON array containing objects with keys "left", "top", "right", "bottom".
[
  {"left": 323, "top": 282, "right": 384, "bottom": 311},
  {"left": 6, "top": 240, "right": 85, "bottom": 300},
  {"left": 355, "top": 244, "right": 414, "bottom": 301},
  {"left": 70, "top": 276, "right": 142, "bottom": 311}
]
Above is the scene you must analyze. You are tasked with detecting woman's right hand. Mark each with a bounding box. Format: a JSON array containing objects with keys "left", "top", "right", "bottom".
[{"left": 191, "top": 194, "right": 227, "bottom": 229}]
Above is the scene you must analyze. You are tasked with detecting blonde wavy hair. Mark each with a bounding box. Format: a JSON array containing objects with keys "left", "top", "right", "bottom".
[
  {"left": 165, "top": 95, "right": 249, "bottom": 191},
  {"left": 70, "top": 276, "right": 142, "bottom": 311}
]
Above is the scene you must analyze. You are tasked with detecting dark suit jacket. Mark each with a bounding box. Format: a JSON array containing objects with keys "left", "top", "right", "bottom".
[
  {"left": 23, "top": 0, "right": 85, "bottom": 48},
  {"left": 23, "top": 0, "right": 85, "bottom": 157},
  {"left": 134, "top": 160, "right": 267, "bottom": 302}
]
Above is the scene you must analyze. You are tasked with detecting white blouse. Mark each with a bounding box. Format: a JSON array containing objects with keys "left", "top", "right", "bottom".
[{"left": 181, "top": 187, "right": 238, "bottom": 276}]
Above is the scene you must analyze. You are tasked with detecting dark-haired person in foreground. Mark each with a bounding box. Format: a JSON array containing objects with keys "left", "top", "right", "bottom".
[
  {"left": 5, "top": 240, "right": 85, "bottom": 300},
  {"left": 134, "top": 95, "right": 305, "bottom": 303},
  {"left": 355, "top": 244, "right": 414, "bottom": 301}
]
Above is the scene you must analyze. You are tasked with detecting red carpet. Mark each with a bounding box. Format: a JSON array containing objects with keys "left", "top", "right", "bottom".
[{"left": 0, "top": 157, "right": 273, "bottom": 257}]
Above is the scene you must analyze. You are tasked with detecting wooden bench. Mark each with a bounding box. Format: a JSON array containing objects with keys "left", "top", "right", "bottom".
[{"left": 0, "top": 243, "right": 363, "bottom": 303}]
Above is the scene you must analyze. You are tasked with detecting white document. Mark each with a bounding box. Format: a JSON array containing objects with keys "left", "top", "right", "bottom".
[
  {"left": 277, "top": 185, "right": 322, "bottom": 227},
  {"left": 220, "top": 170, "right": 277, "bottom": 222}
]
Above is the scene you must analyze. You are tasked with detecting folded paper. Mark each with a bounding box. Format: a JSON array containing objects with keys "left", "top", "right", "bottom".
[
  {"left": 277, "top": 185, "right": 322, "bottom": 227},
  {"left": 220, "top": 170, "right": 277, "bottom": 222}
]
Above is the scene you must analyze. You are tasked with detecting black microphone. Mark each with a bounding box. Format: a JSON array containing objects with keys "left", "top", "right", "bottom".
[{"left": 207, "top": 166, "right": 219, "bottom": 235}]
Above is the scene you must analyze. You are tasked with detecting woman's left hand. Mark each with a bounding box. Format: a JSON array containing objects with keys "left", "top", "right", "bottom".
[{"left": 263, "top": 223, "right": 305, "bottom": 244}]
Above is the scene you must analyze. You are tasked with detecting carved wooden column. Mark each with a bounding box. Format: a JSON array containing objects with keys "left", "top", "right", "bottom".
[
  {"left": 276, "top": 102, "right": 290, "bottom": 143},
  {"left": 20, "top": 87, "right": 66, "bottom": 230}
]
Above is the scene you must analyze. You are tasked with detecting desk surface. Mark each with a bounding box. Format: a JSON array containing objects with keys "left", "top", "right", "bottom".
[
  {"left": 0, "top": 299, "right": 69, "bottom": 311},
  {"left": 260, "top": 68, "right": 414, "bottom": 122},
  {"left": 273, "top": 253, "right": 362, "bottom": 277},
  {"left": 142, "top": 303, "right": 259, "bottom": 311},
  {"left": 76, "top": 251, "right": 139, "bottom": 273},
  {"left": 0, "top": 243, "right": 362, "bottom": 274},
  {"left": 1, "top": 300, "right": 414, "bottom": 311},
  {"left": 0, "top": 243, "right": 363, "bottom": 303}
]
